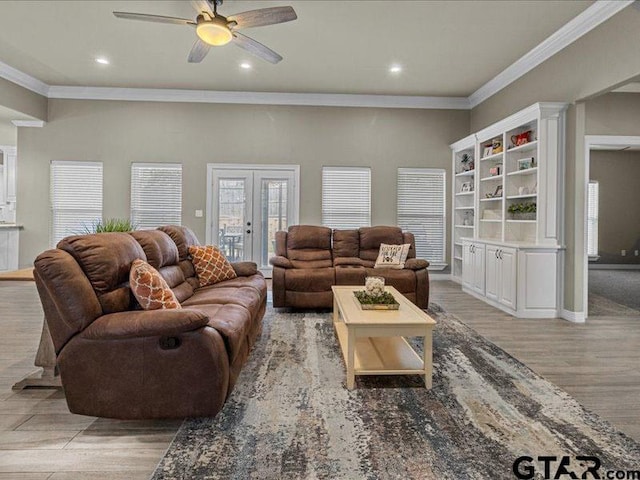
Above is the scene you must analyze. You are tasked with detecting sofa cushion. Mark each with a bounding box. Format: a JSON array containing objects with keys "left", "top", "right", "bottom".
[
  {"left": 189, "top": 245, "right": 237, "bottom": 287},
  {"left": 335, "top": 266, "right": 366, "bottom": 285},
  {"left": 374, "top": 243, "right": 411, "bottom": 270},
  {"left": 286, "top": 225, "right": 332, "bottom": 268},
  {"left": 183, "top": 286, "right": 262, "bottom": 315},
  {"left": 129, "top": 230, "right": 194, "bottom": 303},
  {"left": 157, "top": 225, "right": 200, "bottom": 262},
  {"left": 58, "top": 233, "right": 145, "bottom": 314},
  {"left": 129, "top": 230, "right": 179, "bottom": 269},
  {"left": 285, "top": 268, "right": 335, "bottom": 292},
  {"left": 359, "top": 226, "right": 404, "bottom": 261},
  {"left": 130, "top": 259, "right": 181, "bottom": 310},
  {"left": 332, "top": 229, "right": 359, "bottom": 258},
  {"left": 207, "top": 274, "right": 268, "bottom": 301}
]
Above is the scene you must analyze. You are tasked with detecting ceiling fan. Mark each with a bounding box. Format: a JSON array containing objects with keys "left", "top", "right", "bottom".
[{"left": 113, "top": 0, "right": 297, "bottom": 64}]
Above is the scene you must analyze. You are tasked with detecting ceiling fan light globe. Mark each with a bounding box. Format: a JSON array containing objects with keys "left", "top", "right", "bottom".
[{"left": 196, "top": 21, "right": 233, "bottom": 46}]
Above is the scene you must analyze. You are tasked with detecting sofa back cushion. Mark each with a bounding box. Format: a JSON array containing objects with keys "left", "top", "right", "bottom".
[
  {"left": 130, "top": 230, "right": 194, "bottom": 303},
  {"left": 158, "top": 225, "right": 201, "bottom": 290},
  {"left": 57, "top": 233, "right": 145, "bottom": 314},
  {"left": 286, "top": 225, "right": 333, "bottom": 268},
  {"left": 358, "top": 226, "right": 405, "bottom": 261},
  {"left": 332, "top": 229, "right": 359, "bottom": 258}
]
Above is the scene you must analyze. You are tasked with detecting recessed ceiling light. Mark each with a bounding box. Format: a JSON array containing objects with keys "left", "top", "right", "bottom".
[
  {"left": 389, "top": 65, "right": 402, "bottom": 74},
  {"left": 95, "top": 57, "right": 110, "bottom": 65},
  {"left": 240, "top": 62, "right": 252, "bottom": 70}
]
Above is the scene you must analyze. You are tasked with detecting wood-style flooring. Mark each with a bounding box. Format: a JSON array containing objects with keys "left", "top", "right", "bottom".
[{"left": 0, "top": 279, "right": 638, "bottom": 478}]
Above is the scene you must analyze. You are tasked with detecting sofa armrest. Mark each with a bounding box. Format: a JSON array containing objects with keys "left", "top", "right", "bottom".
[
  {"left": 230, "top": 261, "right": 258, "bottom": 277},
  {"left": 334, "top": 257, "right": 365, "bottom": 267},
  {"left": 79, "top": 309, "right": 210, "bottom": 340},
  {"left": 269, "top": 255, "right": 293, "bottom": 269},
  {"left": 404, "top": 258, "right": 430, "bottom": 270}
]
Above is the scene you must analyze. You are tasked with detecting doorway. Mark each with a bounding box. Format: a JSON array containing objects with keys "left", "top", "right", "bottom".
[
  {"left": 206, "top": 164, "right": 300, "bottom": 276},
  {"left": 583, "top": 136, "right": 640, "bottom": 318}
]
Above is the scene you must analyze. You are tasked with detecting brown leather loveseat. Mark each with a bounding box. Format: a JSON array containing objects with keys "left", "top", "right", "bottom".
[
  {"left": 269, "top": 225, "right": 429, "bottom": 309},
  {"left": 33, "top": 225, "right": 266, "bottom": 419}
]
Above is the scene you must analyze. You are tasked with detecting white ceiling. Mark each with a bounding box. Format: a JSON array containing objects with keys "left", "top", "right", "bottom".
[{"left": 0, "top": 0, "right": 592, "bottom": 97}]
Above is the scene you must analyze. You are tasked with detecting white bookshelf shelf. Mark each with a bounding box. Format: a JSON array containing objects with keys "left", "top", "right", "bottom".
[
  {"left": 507, "top": 167, "right": 538, "bottom": 177},
  {"left": 506, "top": 194, "right": 537, "bottom": 200},
  {"left": 506, "top": 140, "right": 537, "bottom": 154},
  {"left": 454, "top": 256, "right": 463, "bottom": 261},
  {"left": 455, "top": 191, "right": 474, "bottom": 196},
  {"left": 480, "top": 197, "right": 502, "bottom": 202},
  {"left": 480, "top": 219, "right": 502, "bottom": 223},
  {"left": 506, "top": 219, "right": 536, "bottom": 223},
  {"left": 480, "top": 175, "right": 503, "bottom": 182},
  {"left": 454, "top": 224, "right": 474, "bottom": 228},
  {"left": 455, "top": 206, "right": 474, "bottom": 211},
  {"left": 455, "top": 170, "right": 475, "bottom": 177},
  {"left": 479, "top": 152, "right": 504, "bottom": 162}
]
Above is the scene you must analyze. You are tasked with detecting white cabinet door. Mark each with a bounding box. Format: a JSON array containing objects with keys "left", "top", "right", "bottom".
[
  {"left": 462, "top": 241, "right": 473, "bottom": 289},
  {"left": 472, "top": 243, "right": 485, "bottom": 295},
  {"left": 499, "top": 247, "right": 517, "bottom": 309},
  {"left": 485, "top": 245, "right": 499, "bottom": 301}
]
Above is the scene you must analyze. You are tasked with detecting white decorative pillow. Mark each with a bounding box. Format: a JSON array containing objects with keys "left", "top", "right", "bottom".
[{"left": 374, "top": 243, "right": 411, "bottom": 269}]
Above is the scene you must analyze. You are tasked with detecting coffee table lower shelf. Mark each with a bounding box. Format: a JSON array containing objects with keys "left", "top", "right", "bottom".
[{"left": 334, "top": 322, "right": 425, "bottom": 376}]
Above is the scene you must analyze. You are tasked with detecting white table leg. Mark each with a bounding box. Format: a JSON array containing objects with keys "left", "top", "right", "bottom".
[
  {"left": 347, "top": 326, "right": 355, "bottom": 390},
  {"left": 12, "top": 317, "right": 61, "bottom": 390},
  {"left": 424, "top": 328, "right": 433, "bottom": 389}
]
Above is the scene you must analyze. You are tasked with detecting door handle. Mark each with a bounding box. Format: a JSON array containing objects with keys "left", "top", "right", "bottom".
[
  {"left": 499, "top": 250, "right": 503, "bottom": 260},
  {"left": 246, "top": 229, "right": 252, "bottom": 234},
  {"left": 247, "top": 222, "right": 251, "bottom": 226}
]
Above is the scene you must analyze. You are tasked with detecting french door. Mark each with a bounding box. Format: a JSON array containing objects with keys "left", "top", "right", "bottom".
[{"left": 208, "top": 165, "right": 299, "bottom": 276}]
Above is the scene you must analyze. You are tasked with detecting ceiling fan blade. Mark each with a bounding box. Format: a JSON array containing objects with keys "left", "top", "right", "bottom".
[
  {"left": 232, "top": 32, "right": 283, "bottom": 64},
  {"left": 188, "top": 39, "right": 211, "bottom": 63},
  {"left": 113, "top": 12, "right": 195, "bottom": 26},
  {"left": 228, "top": 6, "right": 297, "bottom": 30},
  {"left": 190, "top": 0, "right": 212, "bottom": 15}
]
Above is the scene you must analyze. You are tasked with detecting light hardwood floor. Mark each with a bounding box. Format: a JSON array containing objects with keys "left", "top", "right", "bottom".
[{"left": 0, "top": 279, "right": 638, "bottom": 478}]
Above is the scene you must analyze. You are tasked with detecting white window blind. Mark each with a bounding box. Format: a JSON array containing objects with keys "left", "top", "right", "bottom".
[
  {"left": 131, "top": 163, "right": 182, "bottom": 229},
  {"left": 587, "top": 181, "right": 599, "bottom": 257},
  {"left": 50, "top": 161, "right": 103, "bottom": 247},
  {"left": 397, "top": 168, "right": 446, "bottom": 267},
  {"left": 322, "top": 167, "right": 371, "bottom": 229}
]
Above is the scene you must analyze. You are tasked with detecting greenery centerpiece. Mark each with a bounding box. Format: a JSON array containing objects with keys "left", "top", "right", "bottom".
[
  {"left": 354, "top": 276, "right": 400, "bottom": 310},
  {"left": 79, "top": 218, "right": 138, "bottom": 234},
  {"left": 508, "top": 202, "right": 537, "bottom": 220}
]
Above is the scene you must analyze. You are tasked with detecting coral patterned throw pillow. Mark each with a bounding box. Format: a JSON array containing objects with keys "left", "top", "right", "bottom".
[
  {"left": 188, "top": 245, "right": 237, "bottom": 287},
  {"left": 129, "top": 259, "right": 181, "bottom": 310}
]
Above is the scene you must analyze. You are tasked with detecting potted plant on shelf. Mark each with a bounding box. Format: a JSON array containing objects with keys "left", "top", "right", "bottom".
[{"left": 508, "top": 202, "right": 537, "bottom": 220}]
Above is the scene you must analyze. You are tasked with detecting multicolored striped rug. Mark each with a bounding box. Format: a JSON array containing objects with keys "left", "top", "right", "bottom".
[{"left": 152, "top": 305, "right": 640, "bottom": 479}]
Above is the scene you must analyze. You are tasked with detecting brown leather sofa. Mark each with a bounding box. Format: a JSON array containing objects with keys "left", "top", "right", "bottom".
[
  {"left": 269, "top": 225, "right": 430, "bottom": 309},
  {"left": 33, "top": 225, "right": 266, "bottom": 419}
]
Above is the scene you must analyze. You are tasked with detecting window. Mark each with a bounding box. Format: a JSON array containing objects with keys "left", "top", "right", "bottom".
[
  {"left": 587, "top": 181, "right": 599, "bottom": 258},
  {"left": 397, "top": 168, "right": 446, "bottom": 269},
  {"left": 50, "top": 161, "right": 103, "bottom": 246},
  {"left": 131, "top": 163, "right": 182, "bottom": 229},
  {"left": 322, "top": 167, "right": 371, "bottom": 229}
]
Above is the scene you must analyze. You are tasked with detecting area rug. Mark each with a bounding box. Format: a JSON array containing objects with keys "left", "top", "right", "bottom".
[{"left": 152, "top": 305, "right": 640, "bottom": 479}]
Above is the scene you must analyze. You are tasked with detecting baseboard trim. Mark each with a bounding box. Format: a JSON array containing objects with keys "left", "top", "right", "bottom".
[
  {"left": 589, "top": 264, "right": 640, "bottom": 270},
  {"left": 561, "top": 309, "right": 586, "bottom": 323}
]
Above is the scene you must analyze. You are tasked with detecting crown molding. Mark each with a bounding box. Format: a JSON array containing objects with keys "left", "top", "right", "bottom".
[
  {"left": 11, "top": 120, "right": 45, "bottom": 127},
  {"left": 468, "top": 0, "right": 634, "bottom": 108},
  {"left": 0, "top": 60, "right": 49, "bottom": 97},
  {"left": 46, "top": 86, "right": 470, "bottom": 110}
]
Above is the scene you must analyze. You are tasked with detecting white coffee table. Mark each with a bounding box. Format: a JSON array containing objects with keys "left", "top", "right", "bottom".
[{"left": 331, "top": 285, "right": 436, "bottom": 390}]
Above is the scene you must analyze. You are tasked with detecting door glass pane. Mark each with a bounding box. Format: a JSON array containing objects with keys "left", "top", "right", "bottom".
[
  {"left": 218, "top": 179, "right": 245, "bottom": 262},
  {"left": 260, "top": 179, "right": 288, "bottom": 267}
]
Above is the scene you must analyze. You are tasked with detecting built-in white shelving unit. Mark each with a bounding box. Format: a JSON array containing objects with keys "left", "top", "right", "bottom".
[
  {"left": 449, "top": 102, "right": 567, "bottom": 318},
  {"left": 450, "top": 134, "right": 477, "bottom": 282}
]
